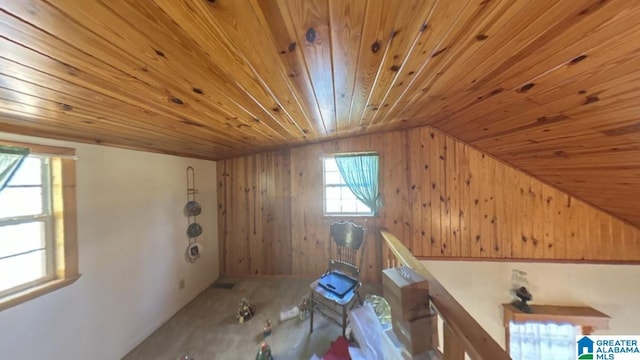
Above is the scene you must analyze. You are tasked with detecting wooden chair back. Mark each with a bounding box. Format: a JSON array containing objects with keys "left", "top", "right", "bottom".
[{"left": 328, "top": 221, "right": 366, "bottom": 279}]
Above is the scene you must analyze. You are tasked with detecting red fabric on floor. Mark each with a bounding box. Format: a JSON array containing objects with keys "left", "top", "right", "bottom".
[{"left": 323, "top": 336, "right": 351, "bottom": 360}]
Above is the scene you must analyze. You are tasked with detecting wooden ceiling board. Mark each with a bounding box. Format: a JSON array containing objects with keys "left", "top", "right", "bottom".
[
  {"left": 369, "top": 0, "right": 506, "bottom": 130},
  {"left": 0, "top": 14, "right": 260, "bottom": 153},
  {"left": 40, "top": 0, "right": 293, "bottom": 142},
  {"left": 0, "top": 0, "right": 638, "bottom": 227}
]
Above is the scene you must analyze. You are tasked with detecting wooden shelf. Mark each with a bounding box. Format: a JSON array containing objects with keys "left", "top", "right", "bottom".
[{"left": 502, "top": 303, "right": 610, "bottom": 334}]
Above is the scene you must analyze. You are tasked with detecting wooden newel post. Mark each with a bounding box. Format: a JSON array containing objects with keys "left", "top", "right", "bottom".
[{"left": 444, "top": 322, "right": 465, "bottom": 360}]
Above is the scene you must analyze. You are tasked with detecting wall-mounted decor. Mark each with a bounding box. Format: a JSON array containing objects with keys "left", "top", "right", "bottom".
[{"left": 185, "top": 166, "right": 202, "bottom": 263}]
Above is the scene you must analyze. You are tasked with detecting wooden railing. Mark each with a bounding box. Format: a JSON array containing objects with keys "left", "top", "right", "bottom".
[{"left": 381, "top": 229, "right": 511, "bottom": 360}]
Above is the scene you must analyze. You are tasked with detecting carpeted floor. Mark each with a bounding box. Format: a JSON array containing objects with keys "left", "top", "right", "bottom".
[{"left": 123, "top": 277, "right": 381, "bottom": 360}]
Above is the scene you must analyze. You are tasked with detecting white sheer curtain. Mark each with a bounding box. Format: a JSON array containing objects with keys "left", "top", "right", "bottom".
[{"left": 509, "top": 321, "right": 580, "bottom": 360}]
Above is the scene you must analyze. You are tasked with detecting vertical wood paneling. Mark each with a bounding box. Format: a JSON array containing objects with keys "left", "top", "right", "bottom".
[
  {"left": 448, "top": 136, "right": 461, "bottom": 258},
  {"left": 542, "top": 185, "right": 556, "bottom": 259},
  {"left": 511, "top": 172, "right": 525, "bottom": 259},
  {"left": 407, "top": 129, "right": 423, "bottom": 255},
  {"left": 531, "top": 181, "right": 544, "bottom": 259},
  {"left": 429, "top": 130, "right": 443, "bottom": 256},
  {"left": 458, "top": 142, "right": 472, "bottom": 258},
  {"left": 218, "top": 126, "right": 640, "bottom": 281},
  {"left": 478, "top": 153, "right": 491, "bottom": 257},
  {"left": 439, "top": 133, "right": 452, "bottom": 256},
  {"left": 420, "top": 128, "right": 434, "bottom": 257},
  {"left": 493, "top": 160, "right": 507, "bottom": 258},
  {"left": 468, "top": 147, "right": 483, "bottom": 258}
]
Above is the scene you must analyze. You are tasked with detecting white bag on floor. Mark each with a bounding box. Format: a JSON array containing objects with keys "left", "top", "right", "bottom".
[{"left": 348, "top": 303, "right": 384, "bottom": 360}]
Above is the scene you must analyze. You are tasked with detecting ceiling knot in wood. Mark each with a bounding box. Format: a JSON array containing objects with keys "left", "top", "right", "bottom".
[
  {"left": 59, "top": 103, "right": 74, "bottom": 111},
  {"left": 305, "top": 28, "right": 316, "bottom": 43},
  {"left": 584, "top": 95, "right": 600, "bottom": 105},
  {"left": 570, "top": 54, "right": 587, "bottom": 65},
  {"left": 371, "top": 41, "right": 381, "bottom": 53},
  {"left": 169, "top": 96, "right": 184, "bottom": 105},
  {"left": 431, "top": 47, "right": 448, "bottom": 57},
  {"left": 517, "top": 83, "right": 535, "bottom": 93}
]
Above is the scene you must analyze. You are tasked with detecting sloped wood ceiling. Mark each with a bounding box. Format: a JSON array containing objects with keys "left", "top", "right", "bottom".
[{"left": 0, "top": 0, "right": 638, "bottom": 226}]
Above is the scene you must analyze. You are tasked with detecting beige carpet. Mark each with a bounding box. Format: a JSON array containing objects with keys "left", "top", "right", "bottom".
[{"left": 123, "top": 277, "right": 381, "bottom": 360}]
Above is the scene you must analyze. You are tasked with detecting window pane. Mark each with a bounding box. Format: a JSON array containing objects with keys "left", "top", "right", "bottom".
[
  {"left": 325, "top": 186, "right": 341, "bottom": 200},
  {"left": 341, "top": 200, "right": 357, "bottom": 213},
  {"left": 7, "top": 157, "right": 43, "bottom": 186},
  {"left": 325, "top": 171, "right": 343, "bottom": 185},
  {"left": 325, "top": 199, "right": 341, "bottom": 213},
  {"left": 0, "top": 222, "right": 46, "bottom": 258},
  {"left": 509, "top": 321, "right": 578, "bottom": 360},
  {"left": 355, "top": 199, "right": 372, "bottom": 213},
  {"left": 0, "top": 249, "right": 47, "bottom": 292},
  {"left": 0, "top": 186, "right": 44, "bottom": 217},
  {"left": 324, "top": 158, "right": 339, "bottom": 172},
  {"left": 341, "top": 187, "right": 357, "bottom": 201}
]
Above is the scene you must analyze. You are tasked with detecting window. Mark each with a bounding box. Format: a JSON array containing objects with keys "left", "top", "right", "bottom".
[
  {"left": 323, "top": 156, "right": 375, "bottom": 216},
  {"left": 509, "top": 321, "right": 580, "bottom": 360},
  {"left": 0, "top": 140, "right": 79, "bottom": 310},
  {"left": 503, "top": 303, "right": 610, "bottom": 360}
]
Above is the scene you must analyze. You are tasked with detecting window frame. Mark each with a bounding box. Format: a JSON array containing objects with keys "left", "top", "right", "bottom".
[
  {"left": 0, "top": 156, "right": 56, "bottom": 298},
  {"left": 0, "top": 140, "right": 80, "bottom": 311},
  {"left": 321, "top": 154, "right": 377, "bottom": 217}
]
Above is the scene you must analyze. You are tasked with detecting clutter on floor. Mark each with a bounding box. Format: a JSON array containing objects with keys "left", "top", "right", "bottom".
[
  {"left": 322, "top": 336, "right": 351, "bottom": 360},
  {"left": 236, "top": 297, "right": 256, "bottom": 323},
  {"left": 299, "top": 296, "right": 311, "bottom": 320},
  {"left": 279, "top": 304, "right": 300, "bottom": 321},
  {"left": 127, "top": 276, "right": 438, "bottom": 360},
  {"left": 263, "top": 319, "right": 272, "bottom": 338},
  {"left": 255, "top": 342, "right": 273, "bottom": 360}
]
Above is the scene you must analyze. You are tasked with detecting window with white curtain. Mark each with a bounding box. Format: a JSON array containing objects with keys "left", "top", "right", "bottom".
[{"left": 509, "top": 321, "right": 581, "bottom": 360}]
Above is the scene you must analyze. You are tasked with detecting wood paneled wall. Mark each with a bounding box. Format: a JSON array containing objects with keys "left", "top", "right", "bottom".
[{"left": 217, "top": 127, "right": 640, "bottom": 281}]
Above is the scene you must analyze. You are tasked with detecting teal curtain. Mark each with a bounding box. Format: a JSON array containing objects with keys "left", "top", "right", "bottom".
[
  {"left": 335, "top": 153, "right": 380, "bottom": 213},
  {"left": 0, "top": 145, "right": 29, "bottom": 192}
]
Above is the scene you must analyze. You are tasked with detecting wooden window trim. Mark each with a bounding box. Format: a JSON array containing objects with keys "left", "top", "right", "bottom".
[
  {"left": 502, "top": 303, "right": 610, "bottom": 353},
  {"left": 0, "top": 140, "right": 80, "bottom": 311}
]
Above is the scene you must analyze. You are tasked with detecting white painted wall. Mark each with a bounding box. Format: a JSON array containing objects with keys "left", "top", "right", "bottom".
[
  {"left": 422, "top": 260, "right": 640, "bottom": 348},
  {"left": 0, "top": 133, "right": 219, "bottom": 360}
]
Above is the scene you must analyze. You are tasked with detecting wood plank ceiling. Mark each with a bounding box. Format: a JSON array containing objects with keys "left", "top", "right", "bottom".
[{"left": 0, "top": 0, "right": 638, "bottom": 226}]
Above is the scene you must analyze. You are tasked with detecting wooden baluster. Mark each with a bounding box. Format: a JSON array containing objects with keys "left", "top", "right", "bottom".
[{"left": 444, "top": 322, "right": 465, "bottom": 360}]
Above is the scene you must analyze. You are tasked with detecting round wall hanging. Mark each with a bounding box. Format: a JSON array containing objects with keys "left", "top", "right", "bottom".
[
  {"left": 187, "top": 222, "right": 203, "bottom": 237},
  {"left": 185, "top": 200, "right": 202, "bottom": 216}
]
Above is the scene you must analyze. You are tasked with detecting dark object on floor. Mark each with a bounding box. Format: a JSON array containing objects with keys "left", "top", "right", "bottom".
[
  {"left": 263, "top": 319, "right": 272, "bottom": 338},
  {"left": 237, "top": 297, "right": 256, "bottom": 323},
  {"left": 299, "top": 297, "right": 311, "bottom": 320},
  {"left": 211, "top": 281, "right": 235, "bottom": 289},
  {"left": 256, "top": 342, "right": 273, "bottom": 360},
  {"left": 512, "top": 286, "right": 533, "bottom": 313}
]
